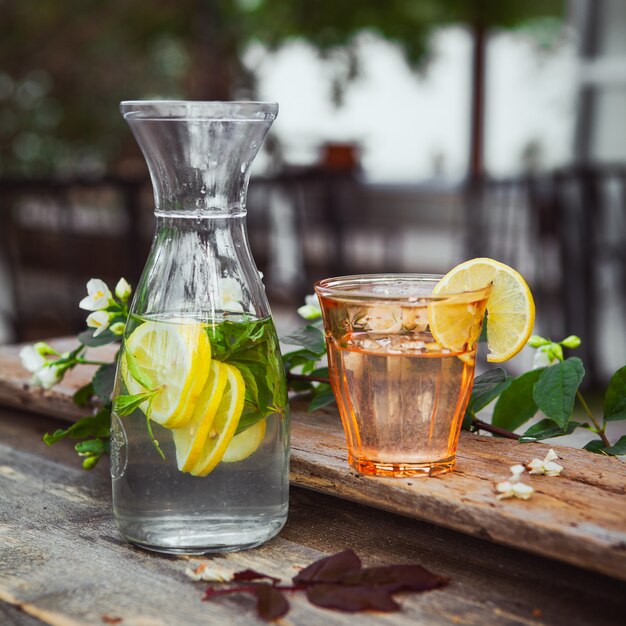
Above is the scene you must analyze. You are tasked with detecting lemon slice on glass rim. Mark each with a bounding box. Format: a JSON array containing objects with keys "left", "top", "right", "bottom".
[
  {"left": 122, "top": 320, "right": 211, "bottom": 428},
  {"left": 430, "top": 257, "right": 535, "bottom": 362}
]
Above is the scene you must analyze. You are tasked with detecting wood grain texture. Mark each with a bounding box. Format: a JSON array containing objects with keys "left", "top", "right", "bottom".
[
  {"left": 290, "top": 407, "right": 626, "bottom": 581},
  {"left": 0, "top": 340, "right": 625, "bottom": 583},
  {"left": 1, "top": 410, "right": 625, "bottom": 626}
]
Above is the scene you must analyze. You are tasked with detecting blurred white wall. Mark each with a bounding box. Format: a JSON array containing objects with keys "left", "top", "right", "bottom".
[{"left": 246, "top": 26, "right": 578, "bottom": 182}]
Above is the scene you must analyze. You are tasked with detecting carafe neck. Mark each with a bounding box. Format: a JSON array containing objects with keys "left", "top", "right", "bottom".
[{"left": 121, "top": 101, "right": 277, "bottom": 217}]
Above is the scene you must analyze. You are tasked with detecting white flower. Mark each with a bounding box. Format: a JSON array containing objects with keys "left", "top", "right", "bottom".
[
  {"left": 495, "top": 464, "right": 534, "bottom": 500},
  {"left": 115, "top": 277, "right": 132, "bottom": 302},
  {"left": 527, "top": 449, "right": 563, "bottom": 476},
  {"left": 79, "top": 279, "right": 112, "bottom": 311},
  {"left": 532, "top": 348, "right": 559, "bottom": 370},
  {"left": 221, "top": 277, "right": 244, "bottom": 313},
  {"left": 298, "top": 294, "right": 322, "bottom": 320},
  {"left": 87, "top": 311, "right": 112, "bottom": 336},
  {"left": 33, "top": 365, "right": 63, "bottom": 389},
  {"left": 19, "top": 345, "right": 46, "bottom": 373},
  {"left": 496, "top": 481, "right": 535, "bottom": 500},
  {"left": 185, "top": 562, "right": 230, "bottom": 582}
]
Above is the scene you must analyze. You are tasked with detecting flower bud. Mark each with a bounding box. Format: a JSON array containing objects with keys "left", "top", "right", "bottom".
[
  {"left": 547, "top": 343, "right": 563, "bottom": 362},
  {"left": 560, "top": 335, "right": 581, "bottom": 349},
  {"left": 33, "top": 341, "right": 58, "bottom": 357},
  {"left": 110, "top": 321, "right": 126, "bottom": 336},
  {"left": 115, "top": 277, "right": 132, "bottom": 302},
  {"left": 528, "top": 335, "right": 550, "bottom": 348}
]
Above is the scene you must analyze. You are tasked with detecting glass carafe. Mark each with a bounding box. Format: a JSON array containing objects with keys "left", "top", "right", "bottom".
[{"left": 110, "top": 101, "right": 289, "bottom": 554}]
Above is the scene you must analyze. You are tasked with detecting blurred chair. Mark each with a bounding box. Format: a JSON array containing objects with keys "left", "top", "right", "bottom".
[
  {"left": 0, "top": 177, "right": 148, "bottom": 342},
  {"left": 467, "top": 166, "right": 626, "bottom": 385}
]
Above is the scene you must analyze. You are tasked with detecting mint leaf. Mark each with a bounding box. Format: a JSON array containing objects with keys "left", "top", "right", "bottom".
[
  {"left": 492, "top": 369, "right": 543, "bottom": 431},
  {"left": 113, "top": 390, "right": 158, "bottom": 416},
  {"left": 124, "top": 347, "right": 154, "bottom": 390},
  {"left": 519, "top": 419, "right": 580, "bottom": 442},
  {"left": 93, "top": 362, "right": 117, "bottom": 403},
  {"left": 533, "top": 357, "right": 585, "bottom": 430},
  {"left": 235, "top": 407, "right": 268, "bottom": 435},
  {"left": 604, "top": 365, "right": 626, "bottom": 421},
  {"left": 604, "top": 436, "right": 626, "bottom": 456}
]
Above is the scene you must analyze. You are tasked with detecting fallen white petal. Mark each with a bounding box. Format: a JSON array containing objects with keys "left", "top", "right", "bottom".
[
  {"left": 543, "top": 461, "right": 563, "bottom": 477},
  {"left": 511, "top": 482, "right": 534, "bottom": 500},
  {"left": 509, "top": 464, "right": 527, "bottom": 482},
  {"left": 544, "top": 449, "right": 559, "bottom": 463},
  {"left": 527, "top": 458, "right": 545, "bottom": 475}
]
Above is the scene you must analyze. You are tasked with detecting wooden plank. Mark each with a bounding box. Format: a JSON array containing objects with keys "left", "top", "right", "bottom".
[
  {"left": 0, "top": 340, "right": 625, "bottom": 582},
  {"left": 1, "top": 410, "right": 625, "bottom": 626}
]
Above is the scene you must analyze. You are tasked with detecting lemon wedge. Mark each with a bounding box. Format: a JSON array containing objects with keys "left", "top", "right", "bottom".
[
  {"left": 191, "top": 363, "right": 246, "bottom": 477},
  {"left": 122, "top": 320, "right": 211, "bottom": 428},
  {"left": 221, "top": 419, "right": 267, "bottom": 463},
  {"left": 431, "top": 258, "right": 535, "bottom": 362},
  {"left": 173, "top": 361, "right": 228, "bottom": 472}
]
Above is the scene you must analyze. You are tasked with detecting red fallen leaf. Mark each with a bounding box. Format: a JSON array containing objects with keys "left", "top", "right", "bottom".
[
  {"left": 306, "top": 584, "right": 400, "bottom": 613},
  {"left": 255, "top": 584, "right": 290, "bottom": 621},
  {"left": 233, "top": 569, "right": 280, "bottom": 584},
  {"left": 343, "top": 564, "right": 449, "bottom": 592},
  {"left": 293, "top": 549, "right": 361, "bottom": 584},
  {"left": 101, "top": 616, "right": 123, "bottom": 624}
]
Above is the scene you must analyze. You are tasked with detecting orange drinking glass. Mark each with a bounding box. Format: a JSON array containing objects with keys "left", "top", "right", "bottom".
[{"left": 315, "top": 274, "right": 491, "bottom": 477}]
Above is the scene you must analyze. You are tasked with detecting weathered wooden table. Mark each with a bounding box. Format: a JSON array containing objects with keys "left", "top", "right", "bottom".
[{"left": 1, "top": 341, "right": 625, "bottom": 625}]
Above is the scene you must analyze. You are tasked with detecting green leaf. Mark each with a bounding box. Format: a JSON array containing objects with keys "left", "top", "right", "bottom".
[
  {"left": 235, "top": 409, "right": 267, "bottom": 435},
  {"left": 73, "top": 382, "right": 94, "bottom": 407},
  {"left": 283, "top": 348, "right": 323, "bottom": 371},
  {"left": 78, "top": 329, "right": 120, "bottom": 347},
  {"left": 75, "top": 438, "right": 108, "bottom": 456},
  {"left": 492, "top": 368, "right": 543, "bottom": 431},
  {"left": 469, "top": 368, "right": 512, "bottom": 413},
  {"left": 583, "top": 439, "right": 607, "bottom": 454},
  {"left": 604, "top": 436, "right": 626, "bottom": 456},
  {"left": 124, "top": 347, "right": 154, "bottom": 390},
  {"left": 43, "top": 409, "right": 110, "bottom": 444},
  {"left": 533, "top": 357, "right": 585, "bottom": 429},
  {"left": 308, "top": 384, "right": 336, "bottom": 412},
  {"left": 519, "top": 419, "right": 580, "bottom": 442},
  {"left": 604, "top": 365, "right": 626, "bottom": 421},
  {"left": 113, "top": 391, "right": 158, "bottom": 416},
  {"left": 92, "top": 363, "right": 117, "bottom": 403},
  {"left": 237, "top": 362, "right": 260, "bottom": 407},
  {"left": 282, "top": 325, "right": 326, "bottom": 355}
]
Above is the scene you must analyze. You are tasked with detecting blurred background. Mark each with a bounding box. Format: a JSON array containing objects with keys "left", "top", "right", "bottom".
[{"left": 0, "top": 0, "right": 624, "bottom": 387}]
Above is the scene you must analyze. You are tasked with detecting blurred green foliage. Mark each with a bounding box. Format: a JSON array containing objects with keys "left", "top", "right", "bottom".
[{"left": 0, "top": 0, "right": 563, "bottom": 176}]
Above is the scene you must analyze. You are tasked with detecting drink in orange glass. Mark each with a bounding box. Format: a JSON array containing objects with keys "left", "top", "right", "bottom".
[{"left": 315, "top": 274, "right": 491, "bottom": 477}]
